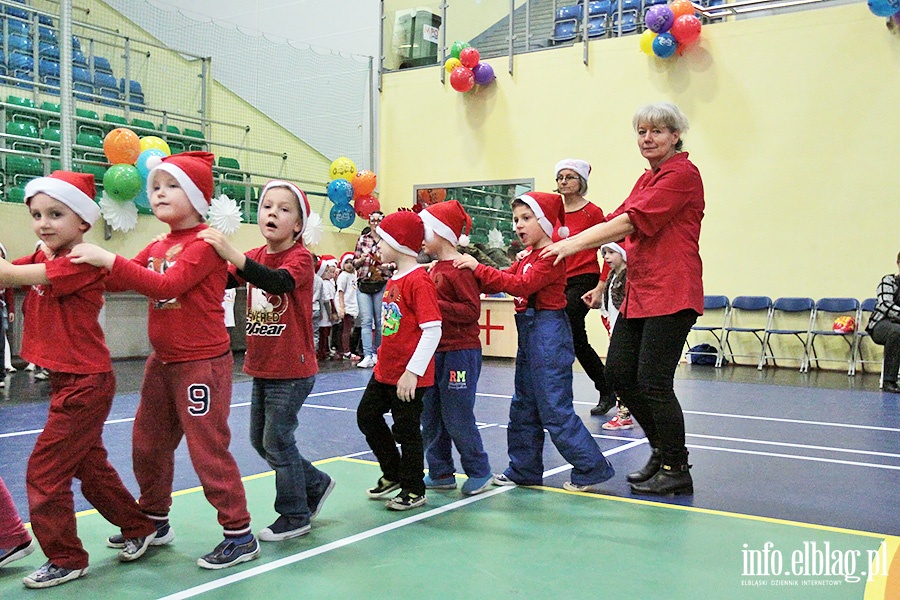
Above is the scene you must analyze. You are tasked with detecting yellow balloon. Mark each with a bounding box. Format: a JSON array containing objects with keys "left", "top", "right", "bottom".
[
  {"left": 329, "top": 156, "right": 357, "bottom": 180},
  {"left": 139, "top": 135, "right": 171, "bottom": 156},
  {"left": 444, "top": 57, "right": 461, "bottom": 73},
  {"left": 639, "top": 29, "right": 657, "bottom": 56}
]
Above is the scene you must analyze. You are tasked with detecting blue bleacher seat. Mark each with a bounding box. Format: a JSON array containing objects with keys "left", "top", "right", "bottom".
[
  {"left": 610, "top": 0, "right": 641, "bottom": 35},
  {"left": 71, "top": 35, "right": 81, "bottom": 51},
  {"left": 72, "top": 49, "right": 89, "bottom": 67},
  {"left": 557, "top": 5, "right": 583, "bottom": 20},
  {"left": 93, "top": 56, "right": 113, "bottom": 75},
  {"left": 94, "top": 72, "right": 120, "bottom": 105},
  {"left": 73, "top": 66, "right": 94, "bottom": 100},
  {"left": 552, "top": 20, "right": 579, "bottom": 43},
  {"left": 4, "top": 0, "right": 30, "bottom": 20},
  {"left": 589, "top": 0, "right": 612, "bottom": 15},
  {"left": 120, "top": 78, "right": 143, "bottom": 96},
  {"left": 38, "top": 41, "right": 59, "bottom": 59},
  {"left": 39, "top": 26, "right": 57, "bottom": 44},
  {"left": 7, "top": 34, "right": 32, "bottom": 54},
  {"left": 38, "top": 14, "right": 53, "bottom": 26},
  {"left": 38, "top": 58, "right": 59, "bottom": 79},
  {"left": 7, "top": 51, "right": 33, "bottom": 74},
  {"left": 5, "top": 19, "right": 30, "bottom": 37}
]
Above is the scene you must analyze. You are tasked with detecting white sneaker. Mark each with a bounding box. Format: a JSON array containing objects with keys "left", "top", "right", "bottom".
[
  {"left": 25, "top": 363, "right": 35, "bottom": 372},
  {"left": 372, "top": 354, "right": 378, "bottom": 366},
  {"left": 6, "top": 366, "right": 16, "bottom": 373},
  {"left": 357, "top": 355, "right": 374, "bottom": 368}
]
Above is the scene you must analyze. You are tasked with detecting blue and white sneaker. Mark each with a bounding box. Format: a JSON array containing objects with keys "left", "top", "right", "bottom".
[
  {"left": 197, "top": 535, "right": 260, "bottom": 570},
  {"left": 424, "top": 474, "right": 457, "bottom": 490},
  {"left": 108, "top": 520, "right": 173, "bottom": 549},
  {"left": 309, "top": 475, "right": 335, "bottom": 520},
  {"left": 0, "top": 539, "right": 34, "bottom": 568},
  {"left": 117, "top": 530, "right": 157, "bottom": 562},
  {"left": 461, "top": 475, "right": 494, "bottom": 496},
  {"left": 23, "top": 562, "right": 87, "bottom": 589}
]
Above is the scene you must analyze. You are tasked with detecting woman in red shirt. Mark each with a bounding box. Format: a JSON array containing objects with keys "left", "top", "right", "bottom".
[
  {"left": 543, "top": 103, "right": 704, "bottom": 497},
  {"left": 551, "top": 159, "right": 617, "bottom": 417}
]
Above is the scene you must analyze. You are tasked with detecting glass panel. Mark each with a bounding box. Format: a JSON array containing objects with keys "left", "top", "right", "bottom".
[
  {"left": 414, "top": 179, "right": 534, "bottom": 262},
  {"left": 383, "top": 1, "right": 443, "bottom": 71}
]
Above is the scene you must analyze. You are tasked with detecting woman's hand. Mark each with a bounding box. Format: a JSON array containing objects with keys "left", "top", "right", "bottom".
[
  {"left": 540, "top": 238, "right": 581, "bottom": 266},
  {"left": 69, "top": 244, "right": 116, "bottom": 269},
  {"left": 582, "top": 286, "right": 603, "bottom": 309},
  {"left": 452, "top": 254, "right": 478, "bottom": 271}
]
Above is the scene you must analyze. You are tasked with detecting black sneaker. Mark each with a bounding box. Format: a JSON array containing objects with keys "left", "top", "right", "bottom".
[
  {"left": 0, "top": 539, "right": 35, "bottom": 568},
  {"left": 23, "top": 562, "right": 87, "bottom": 589},
  {"left": 197, "top": 535, "right": 260, "bottom": 570},
  {"left": 366, "top": 477, "right": 400, "bottom": 499},
  {"left": 385, "top": 490, "right": 427, "bottom": 511},
  {"left": 590, "top": 393, "right": 617, "bottom": 416},
  {"left": 117, "top": 530, "right": 157, "bottom": 562},
  {"left": 309, "top": 475, "right": 335, "bottom": 519},
  {"left": 258, "top": 516, "right": 310, "bottom": 542},
  {"left": 108, "top": 520, "right": 174, "bottom": 549}
]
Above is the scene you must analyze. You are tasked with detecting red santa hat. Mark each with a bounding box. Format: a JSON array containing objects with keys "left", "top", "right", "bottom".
[
  {"left": 600, "top": 241, "right": 627, "bottom": 262},
  {"left": 555, "top": 158, "right": 591, "bottom": 183},
  {"left": 420, "top": 200, "right": 472, "bottom": 247},
  {"left": 375, "top": 211, "right": 425, "bottom": 258},
  {"left": 25, "top": 170, "right": 99, "bottom": 226},
  {"left": 316, "top": 254, "right": 337, "bottom": 277},
  {"left": 339, "top": 252, "right": 355, "bottom": 267},
  {"left": 146, "top": 151, "right": 215, "bottom": 218},
  {"left": 515, "top": 192, "right": 568, "bottom": 238},
  {"left": 259, "top": 180, "right": 312, "bottom": 238}
]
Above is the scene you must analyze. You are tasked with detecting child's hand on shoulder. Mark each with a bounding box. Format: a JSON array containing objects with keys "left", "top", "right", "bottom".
[
  {"left": 397, "top": 370, "right": 418, "bottom": 402},
  {"left": 198, "top": 228, "right": 244, "bottom": 268},
  {"left": 69, "top": 243, "right": 116, "bottom": 269},
  {"left": 452, "top": 254, "right": 478, "bottom": 271}
]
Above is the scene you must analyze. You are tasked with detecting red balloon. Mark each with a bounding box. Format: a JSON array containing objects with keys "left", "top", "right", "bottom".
[
  {"left": 450, "top": 66, "right": 474, "bottom": 93},
  {"left": 354, "top": 194, "right": 381, "bottom": 219},
  {"left": 670, "top": 15, "right": 702, "bottom": 46},
  {"left": 459, "top": 47, "right": 480, "bottom": 69}
]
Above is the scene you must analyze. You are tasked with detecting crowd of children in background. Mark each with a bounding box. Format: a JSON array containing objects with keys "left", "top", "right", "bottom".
[{"left": 0, "top": 152, "right": 637, "bottom": 589}]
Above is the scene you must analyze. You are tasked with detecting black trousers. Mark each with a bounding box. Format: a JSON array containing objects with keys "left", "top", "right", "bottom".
[
  {"left": 871, "top": 319, "right": 900, "bottom": 385},
  {"left": 605, "top": 309, "right": 698, "bottom": 466},
  {"left": 565, "top": 273, "right": 611, "bottom": 396},
  {"left": 356, "top": 376, "right": 426, "bottom": 495}
]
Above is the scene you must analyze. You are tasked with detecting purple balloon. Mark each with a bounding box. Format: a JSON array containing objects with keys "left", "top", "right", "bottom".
[
  {"left": 646, "top": 5, "right": 675, "bottom": 33},
  {"left": 472, "top": 62, "right": 495, "bottom": 86}
]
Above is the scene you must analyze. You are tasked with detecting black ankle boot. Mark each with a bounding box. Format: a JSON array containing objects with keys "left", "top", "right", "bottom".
[
  {"left": 630, "top": 463, "right": 693, "bottom": 496},
  {"left": 626, "top": 449, "right": 661, "bottom": 484}
]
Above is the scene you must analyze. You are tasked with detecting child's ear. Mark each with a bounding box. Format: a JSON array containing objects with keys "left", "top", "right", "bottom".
[{"left": 80, "top": 221, "right": 91, "bottom": 233}]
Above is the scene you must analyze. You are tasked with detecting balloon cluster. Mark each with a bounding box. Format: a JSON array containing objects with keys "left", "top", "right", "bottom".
[
  {"left": 100, "top": 128, "right": 173, "bottom": 231},
  {"left": 868, "top": 0, "right": 900, "bottom": 22},
  {"left": 639, "top": 0, "right": 703, "bottom": 59},
  {"left": 414, "top": 188, "right": 446, "bottom": 213},
  {"left": 444, "top": 41, "right": 495, "bottom": 93},
  {"left": 327, "top": 156, "right": 381, "bottom": 229}
]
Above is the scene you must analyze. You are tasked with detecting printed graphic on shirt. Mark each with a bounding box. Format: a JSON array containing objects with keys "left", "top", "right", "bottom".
[
  {"left": 246, "top": 286, "right": 288, "bottom": 337},
  {"left": 149, "top": 243, "right": 184, "bottom": 310},
  {"left": 382, "top": 301, "right": 401, "bottom": 337},
  {"left": 513, "top": 262, "right": 534, "bottom": 306},
  {"left": 448, "top": 370, "right": 468, "bottom": 390}
]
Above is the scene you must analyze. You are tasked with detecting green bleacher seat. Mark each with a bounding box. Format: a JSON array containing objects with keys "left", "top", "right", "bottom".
[
  {"left": 76, "top": 132, "right": 103, "bottom": 149},
  {"left": 159, "top": 124, "right": 180, "bottom": 135},
  {"left": 40, "top": 126, "right": 61, "bottom": 156},
  {"left": 183, "top": 128, "right": 206, "bottom": 152},
  {"left": 79, "top": 161, "right": 107, "bottom": 182},
  {"left": 131, "top": 118, "right": 155, "bottom": 132},
  {"left": 103, "top": 113, "right": 129, "bottom": 128},
  {"left": 75, "top": 108, "right": 103, "bottom": 138},
  {"left": 5, "top": 187, "right": 25, "bottom": 203},
  {"left": 6, "top": 156, "right": 44, "bottom": 186},
  {"left": 218, "top": 157, "right": 241, "bottom": 170},
  {"left": 39, "top": 101, "right": 60, "bottom": 127},
  {"left": 6, "top": 121, "right": 42, "bottom": 154},
  {"left": 5, "top": 95, "right": 39, "bottom": 126}
]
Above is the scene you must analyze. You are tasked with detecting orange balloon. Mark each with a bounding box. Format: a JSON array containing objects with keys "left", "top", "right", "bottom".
[
  {"left": 670, "top": 0, "right": 696, "bottom": 18},
  {"left": 352, "top": 170, "right": 377, "bottom": 197},
  {"left": 103, "top": 128, "right": 141, "bottom": 165}
]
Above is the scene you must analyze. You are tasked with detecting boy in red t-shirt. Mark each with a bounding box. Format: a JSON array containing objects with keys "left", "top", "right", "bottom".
[
  {"left": 455, "top": 192, "right": 615, "bottom": 493},
  {"left": 356, "top": 211, "right": 442, "bottom": 511},
  {"left": 0, "top": 172, "right": 157, "bottom": 589},
  {"left": 419, "top": 201, "right": 492, "bottom": 496},
  {"left": 199, "top": 180, "right": 334, "bottom": 542},
  {"left": 71, "top": 153, "right": 256, "bottom": 570}
]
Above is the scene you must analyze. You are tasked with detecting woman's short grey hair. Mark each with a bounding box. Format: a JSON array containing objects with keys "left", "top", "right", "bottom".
[{"left": 633, "top": 102, "right": 689, "bottom": 151}]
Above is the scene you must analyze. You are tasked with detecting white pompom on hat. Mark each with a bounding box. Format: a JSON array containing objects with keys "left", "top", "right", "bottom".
[
  {"left": 555, "top": 159, "right": 591, "bottom": 183},
  {"left": 515, "top": 192, "right": 568, "bottom": 239},
  {"left": 375, "top": 211, "right": 425, "bottom": 258},
  {"left": 259, "top": 180, "right": 311, "bottom": 238},
  {"left": 419, "top": 200, "right": 473, "bottom": 247},
  {"left": 146, "top": 151, "right": 215, "bottom": 218},
  {"left": 25, "top": 170, "right": 99, "bottom": 226}
]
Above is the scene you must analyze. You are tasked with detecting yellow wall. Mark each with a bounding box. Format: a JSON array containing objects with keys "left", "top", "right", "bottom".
[{"left": 379, "top": 4, "right": 900, "bottom": 302}]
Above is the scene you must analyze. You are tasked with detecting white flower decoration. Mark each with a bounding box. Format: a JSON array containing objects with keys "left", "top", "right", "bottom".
[
  {"left": 207, "top": 194, "right": 243, "bottom": 235},
  {"left": 99, "top": 193, "right": 138, "bottom": 233},
  {"left": 488, "top": 227, "right": 505, "bottom": 249},
  {"left": 303, "top": 211, "right": 324, "bottom": 247}
]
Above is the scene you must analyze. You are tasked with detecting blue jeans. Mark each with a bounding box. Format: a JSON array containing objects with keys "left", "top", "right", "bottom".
[
  {"left": 357, "top": 286, "right": 384, "bottom": 357},
  {"left": 506, "top": 309, "right": 615, "bottom": 486},
  {"left": 249, "top": 377, "right": 326, "bottom": 521},
  {"left": 422, "top": 348, "right": 491, "bottom": 480}
]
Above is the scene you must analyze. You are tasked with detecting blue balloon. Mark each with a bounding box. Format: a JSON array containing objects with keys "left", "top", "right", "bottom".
[
  {"left": 136, "top": 148, "right": 167, "bottom": 179},
  {"left": 652, "top": 32, "right": 678, "bottom": 59},
  {"left": 327, "top": 178, "right": 354, "bottom": 204},
  {"left": 869, "top": 0, "right": 900, "bottom": 16},
  {"left": 330, "top": 202, "right": 356, "bottom": 229},
  {"left": 133, "top": 188, "right": 151, "bottom": 209}
]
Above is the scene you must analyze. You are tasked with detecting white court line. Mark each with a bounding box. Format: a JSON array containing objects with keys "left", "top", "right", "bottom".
[
  {"left": 683, "top": 410, "right": 900, "bottom": 433},
  {"left": 687, "top": 433, "right": 900, "bottom": 459},
  {"left": 687, "top": 444, "right": 900, "bottom": 471},
  {"left": 158, "top": 438, "right": 641, "bottom": 600}
]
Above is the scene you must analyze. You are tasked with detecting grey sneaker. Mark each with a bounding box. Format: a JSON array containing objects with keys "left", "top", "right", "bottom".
[
  {"left": 108, "top": 520, "right": 173, "bottom": 549},
  {"left": 117, "top": 530, "right": 156, "bottom": 562},
  {"left": 385, "top": 490, "right": 427, "bottom": 511},
  {"left": 23, "top": 562, "right": 87, "bottom": 589},
  {"left": 0, "top": 539, "right": 35, "bottom": 568},
  {"left": 197, "top": 536, "right": 260, "bottom": 570},
  {"left": 258, "top": 516, "right": 310, "bottom": 542}
]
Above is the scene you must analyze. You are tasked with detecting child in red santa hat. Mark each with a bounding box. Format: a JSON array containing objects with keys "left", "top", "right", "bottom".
[{"left": 335, "top": 251, "right": 360, "bottom": 361}]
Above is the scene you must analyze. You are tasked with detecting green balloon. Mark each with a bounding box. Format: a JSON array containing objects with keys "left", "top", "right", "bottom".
[
  {"left": 103, "top": 164, "right": 143, "bottom": 202},
  {"left": 450, "top": 40, "right": 470, "bottom": 60}
]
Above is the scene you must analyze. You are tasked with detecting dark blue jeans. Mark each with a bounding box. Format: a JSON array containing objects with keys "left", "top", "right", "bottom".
[
  {"left": 250, "top": 376, "right": 326, "bottom": 521},
  {"left": 605, "top": 309, "right": 698, "bottom": 466}
]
